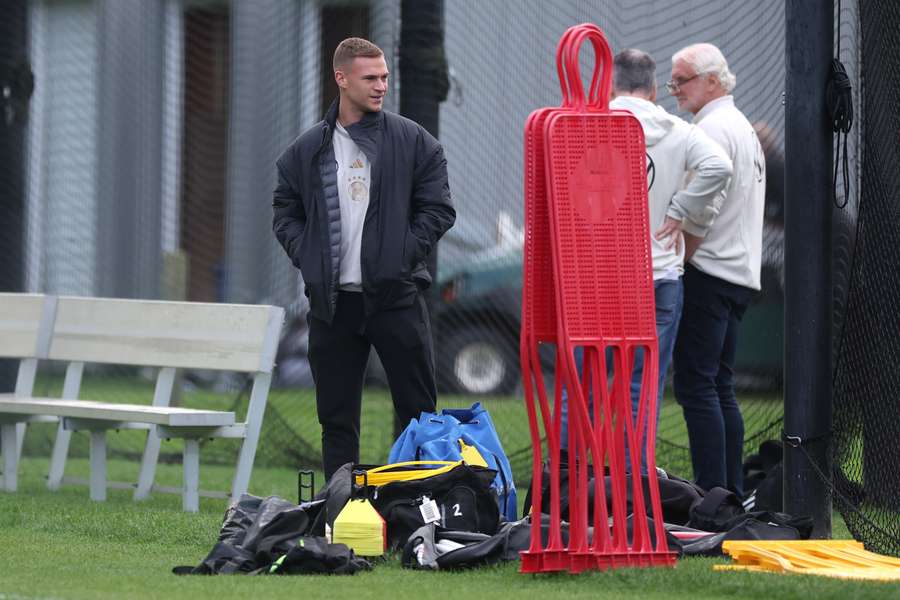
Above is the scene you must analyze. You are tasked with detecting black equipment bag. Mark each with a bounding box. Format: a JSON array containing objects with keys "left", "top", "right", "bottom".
[
  {"left": 369, "top": 463, "right": 500, "bottom": 549},
  {"left": 172, "top": 494, "right": 369, "bottom": 576},
  {"left": 742, "top": 440, "right": 784, "bottom": 512},
  {"left": 522, "top": 456, "right": 705, "bottom": 526},
  {"left": 402, "top": 520, "right": 529, "bottom": 570},
  {"left": 686, "top": 486, "right": 745, "bottom": 531},
  {"left": 267, "top": 536, "right": 371, "bottom": 575}
]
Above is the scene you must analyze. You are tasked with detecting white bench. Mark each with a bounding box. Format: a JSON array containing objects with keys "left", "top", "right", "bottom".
[
  {"left": 0, "top": 294, "right": 284, "bottom": 512},
  {"left": 0, "top": 294, "right": 57, "bottom": 491}
]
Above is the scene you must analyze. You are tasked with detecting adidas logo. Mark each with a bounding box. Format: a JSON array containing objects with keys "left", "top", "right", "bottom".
[{"left": 350, "top": 158, "right": 364, "bottom": 169}]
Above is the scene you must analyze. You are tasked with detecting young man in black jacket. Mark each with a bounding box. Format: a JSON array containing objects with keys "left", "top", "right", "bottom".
[{"left": 273, "top": 38, "right": 455, "bottom": 480}]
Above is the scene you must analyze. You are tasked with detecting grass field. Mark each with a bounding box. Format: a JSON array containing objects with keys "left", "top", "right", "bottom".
[
  {"left": 4, "top": 377, "right": 884, "bottom": 599},
  {"left": 1, "top": 456, "right": 897, "bottom": 600}
]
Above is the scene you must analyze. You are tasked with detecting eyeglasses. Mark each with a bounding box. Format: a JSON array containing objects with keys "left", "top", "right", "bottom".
[{"left": 665, "top": 74, "right": 700, "bottom": 94}]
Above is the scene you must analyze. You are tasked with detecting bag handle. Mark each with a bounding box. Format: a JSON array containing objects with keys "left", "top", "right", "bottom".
[
  {"left": 351, "top": 468, "right": 369, "bottom": 500},
  {"left": 365, "top": 460, "right": 460, "bottom": 474},
  {"left": 354, "top": 460, "right": 463, "bottom": 487}
]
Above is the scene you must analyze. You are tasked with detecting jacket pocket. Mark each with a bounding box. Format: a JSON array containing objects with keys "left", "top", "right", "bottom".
[
  {"left": 400, "top": 230, "right": 413, "bottom": 277},
  {"left": 402, "top": 228, "right": 424, "bottom": 276}
]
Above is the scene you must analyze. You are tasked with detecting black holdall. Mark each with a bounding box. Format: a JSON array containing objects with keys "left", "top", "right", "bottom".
[
  {"left": 369, "top": 463, "right": 500, "bottom": 549},
  {"left": 522, "top": 456, "right": 705, "bottom": 526},
  {"left": 742, "top": 440, "right": 784, "bottom": 512},
  {"left": 267, "top": 536, "right": 371, "bottom": 575},
  {"left": 172, "top": 494, "right": 367, "bottom": 576},
  {"left": 686, "top": 486, "right": 746, "bottom": 531},
  {"left": 314, "top": 461, "right": 501, "bottom": 549},
  {"left": 402, "top": 520, "right": 530, "bottom": 570}
]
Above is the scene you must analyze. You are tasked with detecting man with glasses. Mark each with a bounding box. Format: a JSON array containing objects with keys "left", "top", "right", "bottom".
[
  {"left": 558, "top": 49, "right": 732, "bottom": 475},
  {"left": 668, "top": 43, "right": 766, "bottom": 498}
]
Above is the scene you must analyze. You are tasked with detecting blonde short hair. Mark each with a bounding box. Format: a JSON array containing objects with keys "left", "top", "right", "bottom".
[{"left": 333, "top": 37, "right": 384, "bottom": 71}]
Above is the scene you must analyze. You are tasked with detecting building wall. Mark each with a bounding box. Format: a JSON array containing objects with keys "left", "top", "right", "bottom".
[{"left": 26, "top": 0, "right": 99, "bottom": 296}]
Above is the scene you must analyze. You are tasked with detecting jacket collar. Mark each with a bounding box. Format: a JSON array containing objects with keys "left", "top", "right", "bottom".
[
  {"left": 324, "top": 98, "right": 339, "bottom": 126},
  {"left": 322, "top": 97, "right": 385, "bottom": 131},
  {"left": 346, "top": 107, "right": 385, "bottom": 132},
  {"left": 324, "top": 98, "right": 384, "bottom": 164},
  {"left": 693, "top": 95, "right": 734, "bottom": 124},
  {"left": 320, "top": 98, "right": 384, "bottom": 161}
]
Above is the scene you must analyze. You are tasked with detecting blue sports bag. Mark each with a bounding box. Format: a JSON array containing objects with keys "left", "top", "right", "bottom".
[{"left": 389, "top": 402, "right": 517, "bottom": 520}]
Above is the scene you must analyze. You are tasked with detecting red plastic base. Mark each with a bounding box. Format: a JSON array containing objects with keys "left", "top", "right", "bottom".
[
  {"left": 522, "top": 549, "right": 677, "bottom": 574},
  {"left": 519, "top": 551, "right": 544, "bottom": 574},
  {"left": 540, "top": 550, "right": 570, "bottom": 572},
  {"left": 568, "top": 552, "right": 595, "bottom": 574}
]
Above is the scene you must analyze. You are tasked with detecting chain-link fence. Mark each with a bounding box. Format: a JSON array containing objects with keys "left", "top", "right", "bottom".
[{"left": 5, "top": 1, "right": 859, "bottom": 516}]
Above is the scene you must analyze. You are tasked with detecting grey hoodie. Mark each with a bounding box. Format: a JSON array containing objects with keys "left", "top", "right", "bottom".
[{"left": 611, "top": 95, "right": 733, "bottom": 279}]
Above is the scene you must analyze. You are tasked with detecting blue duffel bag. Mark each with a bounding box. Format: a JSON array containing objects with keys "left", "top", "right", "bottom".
[{"left": 389, "top": 402, "right": 517, "bottom": 521}]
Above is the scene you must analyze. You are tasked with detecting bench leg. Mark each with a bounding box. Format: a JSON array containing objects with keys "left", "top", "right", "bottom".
[
  {"left": 15, "top": 422, "right": 26, "bottom": 462},
  {"left": 134, "top": 429, "right": 162, "bottom": 501},
  {"left": 89, "top": 430, "right": 107, "bottom": 502},
  {"left": 230, "top": 373, "right": 271, "bottom": 503},
  {"left": 47, "top": 423, "right": 72, "bottom": 491},
  {"left": 183, "top": 439, "right": 199, "bottom": 512},
  {"left": 1, "top": 424, "right": 19, "bottom": 492}
]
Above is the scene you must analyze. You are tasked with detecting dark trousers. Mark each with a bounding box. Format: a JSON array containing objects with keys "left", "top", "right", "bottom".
[
  {"left": 308, "top": 291, "right": 437, "bottom": 480},
  {"left": 673, "top": 265, "right": 753, "bottom": 498}
]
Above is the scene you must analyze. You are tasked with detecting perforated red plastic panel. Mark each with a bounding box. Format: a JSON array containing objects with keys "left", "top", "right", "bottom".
[
  {"left": 522, "top": 107, "right": 559, "bottom": 343},
  {"left": 544, "top": 112, "right": 656, "bottom": 342}
]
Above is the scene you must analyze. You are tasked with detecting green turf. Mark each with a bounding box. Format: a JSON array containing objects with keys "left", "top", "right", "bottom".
[{"left": 0, "top": 457, "right": 896, "bottom": 600}]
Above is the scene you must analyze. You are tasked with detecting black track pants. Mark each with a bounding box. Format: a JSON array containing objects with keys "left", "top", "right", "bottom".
[{"left": 308, "top": 291, "right": 437, "bottom": 480}]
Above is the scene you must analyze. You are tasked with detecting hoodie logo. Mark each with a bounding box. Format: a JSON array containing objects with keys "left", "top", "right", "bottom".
[{"left": 646, "top": 152, "right": 656, "bottom": 191}]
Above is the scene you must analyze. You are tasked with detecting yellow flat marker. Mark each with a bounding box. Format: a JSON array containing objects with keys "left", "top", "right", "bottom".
[{"left": 716, "top": 540, "right": 900, "bottom": 581}]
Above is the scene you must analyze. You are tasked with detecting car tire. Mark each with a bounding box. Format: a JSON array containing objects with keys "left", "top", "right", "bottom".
[{"left": 438, "top": 327, "right": 518, "bottom": 395}]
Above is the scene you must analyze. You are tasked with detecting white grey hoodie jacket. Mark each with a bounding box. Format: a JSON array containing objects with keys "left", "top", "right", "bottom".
[{"left": 611, "top": 95, "right": 733, "bottom": 280}]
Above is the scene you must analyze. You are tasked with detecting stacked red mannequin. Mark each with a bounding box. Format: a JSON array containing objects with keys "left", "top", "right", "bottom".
[{"left": 520, "top": 23, "right": 677, "bottom": 574}]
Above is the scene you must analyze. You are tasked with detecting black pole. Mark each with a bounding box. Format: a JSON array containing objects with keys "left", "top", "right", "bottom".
[
  {"left": 0, "top": 0, "right": 32, "bottom": 393},
  {"left": 399, "top": 0, "right": 448, "bottom": 139},
  {"left": 396, "top": 0, "right": 448, "bottom": 438},
  {"left": 784, "top": 0, "right": 833, "bottom": 538}
]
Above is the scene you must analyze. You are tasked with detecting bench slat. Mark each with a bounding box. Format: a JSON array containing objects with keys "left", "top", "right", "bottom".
[
  {"left": 0, "top": 397, "right": 234, "bottom": 427},
  {"left": 0, "top": 294, "right": 55, "bottom": 359},
  {"left": 49, "top": 297, "right": 281, "bottom": 373}
]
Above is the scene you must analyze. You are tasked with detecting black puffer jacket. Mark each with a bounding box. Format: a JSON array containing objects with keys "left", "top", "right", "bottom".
[{"left": 273, "top": 100, "right": 455, "bottom": 324}]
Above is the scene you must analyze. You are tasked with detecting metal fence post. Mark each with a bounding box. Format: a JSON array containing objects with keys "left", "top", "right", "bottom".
[{"left": 784, "top": 0, "right": 834, "bottom": 538}]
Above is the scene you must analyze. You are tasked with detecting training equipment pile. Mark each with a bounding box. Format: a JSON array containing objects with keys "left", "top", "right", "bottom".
[
  {"left": 719, "top": 540, "right": 900, "bottom": 581},
  {"left": 519, "top": 23, "right": 676, "bottom": 573}
]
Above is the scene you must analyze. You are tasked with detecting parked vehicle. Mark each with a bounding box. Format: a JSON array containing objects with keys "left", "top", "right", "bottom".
[
  {"left": 275, "top": 227, "right": 784, "bottom": 396},
  {"left": 432, "top": 237, "right": 784, "bottom": 395}
]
